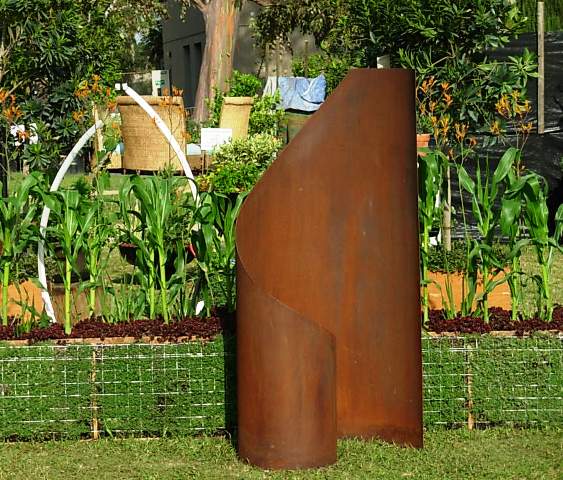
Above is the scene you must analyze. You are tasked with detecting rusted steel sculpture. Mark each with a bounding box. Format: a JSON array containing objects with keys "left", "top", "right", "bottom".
[{"left": 236, "top": 69, "right": 422, "bottom": 470}]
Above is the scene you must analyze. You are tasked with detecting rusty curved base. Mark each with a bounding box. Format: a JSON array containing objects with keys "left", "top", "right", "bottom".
[{"left": 236, "top": 69, "right": 422, "bottom": 470}]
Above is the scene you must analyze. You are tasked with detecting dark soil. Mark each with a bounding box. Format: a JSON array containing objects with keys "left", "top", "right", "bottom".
[
  {"left": 0, "top": 310, "right": 234, "bottom": 343},
  {"left": 426, "top": 306, "right": 563, "bottom": 336},
  {"left": 1, "top": 307, "right": 561, "bottom": 342}
]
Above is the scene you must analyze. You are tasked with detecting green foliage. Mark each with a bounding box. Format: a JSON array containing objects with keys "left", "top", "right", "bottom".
[
  {"left": 458, "top": 148, "right": 521, "bottom": 321},
  {"left": 519, "top": 173, "right": 563, "bottom": 320},
  {"left": 255, "top": 0, "right": 526, "bottom": 66},
  {"left": 226, "top": 70, "right": 262, "bottom": 97},
  {"left": 0, "top": 0, "right": 161, "bottom": 171},
  {"left": 292, "top": 53, "right": 358, "bottom": 94},
  {"left": 0, "top": 173, "right": 41, "bottom": 325},
  {"left": 198, "top": 134, "right": 283, "bottom": 195},
  {"left": 427, "top": 241, "right": 511, "bottom": 274},
  {"left": 248, "top": 91, "right": 285, "bottom": 136},
  {"left": 42, "top": 189, "right": 91, "bottom": 334},
  {"left": 419, "top": 149, "right": 445, "bottom": 324}
]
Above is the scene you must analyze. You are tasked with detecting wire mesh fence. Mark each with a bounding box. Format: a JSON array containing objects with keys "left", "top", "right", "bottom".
[
  {"left": 0, "top": 334, "right": 560, "bottom": 440},
  {"left": 422, "top": 334, "right": 563, "bottom": 428}
]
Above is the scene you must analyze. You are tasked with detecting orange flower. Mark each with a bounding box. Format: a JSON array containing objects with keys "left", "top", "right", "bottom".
[
  {"left": 490, "top": 120, "right": 502, "bottom": 136},
  {"left": 467, "top": 136, "right": 478, "bottom": 148},
  {"left": 514, "top": 99, "right": 532, "bottom": 117},
  {"left": 440, "top": 81, "right": 450, "bottom": 91},
  {"left": 495, "top": 95, "right": 511, "bottom": 118},
  {"left": 0, "top": 89, "right": 8, "bottom": 105},
  {"left": 518, "top": 122, "right": 533, "bottom": 135},
  {"left": 454, "top": 123, "right": 468, "bottom": 142},
  {"left": 439, "top": 116, "right": 450, "bottom": 137},
  {"left": 72, "top": 110, "right": 85, "bottom": 122},
  {"left": 442, "top": 92, "right": 453, "bottom": 108},
  {"left": 3, "top": 104, "right": 22, "bottom": 122}
]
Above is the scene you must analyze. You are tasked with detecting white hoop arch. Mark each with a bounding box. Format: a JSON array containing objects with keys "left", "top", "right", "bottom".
[{"left": 38, "top": 84, "right": 198, "bottom": 323}]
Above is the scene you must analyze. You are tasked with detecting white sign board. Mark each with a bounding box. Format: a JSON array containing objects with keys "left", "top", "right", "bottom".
[{"left": 201, "top": 128, "right": 233, "bottom": 152}]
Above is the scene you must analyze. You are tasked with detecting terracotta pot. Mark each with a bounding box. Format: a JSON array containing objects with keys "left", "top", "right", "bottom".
[
  {"left": 425, "top": 270, "right": 511, "bottom": 311},
  {"left": 0, "top": 280, "right": 100, "bottom": 323},
  {"left": 416, "top": 133, "right": 431, "bottom": 156}
]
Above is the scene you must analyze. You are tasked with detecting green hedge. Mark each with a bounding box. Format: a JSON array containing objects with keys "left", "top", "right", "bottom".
[{"left": 0, "top": 334, "right": 560, "bottom": 441}]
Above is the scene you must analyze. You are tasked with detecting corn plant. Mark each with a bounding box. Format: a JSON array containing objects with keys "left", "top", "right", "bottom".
[
  {"left": 418, "top": 149, "right": 444, "bottom": 324},
  {"left": 457, "top": 148, "right": 517, "bottom": 322},
  {"left": 208, "top": 191, "right": 247, "bottom": 312},
  {"left": 43, "top": 189, "right": 88, "bottom": 334},
  {"left": 79, "top": 173, "right": 116, "bottom": 316},
  {"left": 500, "top": 155, "right": 530, "bottom": 320},
  {"left": 118, "top": 179, "right": 157, "bottom": 319},
  {"left": 100, "top": 273, "right": 146, "bottom": 324},
  {"left": 520, "top": 172, "right": 563, "bottom": 321},
  {"left": 0, "top": 173, "right": 39, "bottom": 325},
  {"left": 121, "top": 175, "right": 190, "bottom": 323}
]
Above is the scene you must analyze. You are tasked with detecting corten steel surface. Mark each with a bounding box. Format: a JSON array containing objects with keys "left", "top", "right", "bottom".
[{"left": 236, "top": 69, "right": 422, "bottom": 470}]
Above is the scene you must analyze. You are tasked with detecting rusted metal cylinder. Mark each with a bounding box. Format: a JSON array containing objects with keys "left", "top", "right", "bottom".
[{"left": 236, "top": 69, "right": 422, "bottom": 470}]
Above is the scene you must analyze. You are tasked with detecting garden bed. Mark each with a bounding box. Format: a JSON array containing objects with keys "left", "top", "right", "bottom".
[
  {"left": 0, "top": 320, "right": 560, "bottom": 441},
  {"left": 427, "top": 306, "right": 563, "bottom": 335},
  {"left": 0, "top": 312, "right": 231, "bottom": 344}
]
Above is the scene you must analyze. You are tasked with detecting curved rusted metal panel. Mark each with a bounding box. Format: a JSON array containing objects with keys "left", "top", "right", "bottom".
[{"left": 236, "top": 69, "right": 422, "bottom": 470}]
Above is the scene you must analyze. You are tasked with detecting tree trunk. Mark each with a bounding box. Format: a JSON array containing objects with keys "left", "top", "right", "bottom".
[{"left": 193, "top": 0, "right": 240, "bottom": 122}]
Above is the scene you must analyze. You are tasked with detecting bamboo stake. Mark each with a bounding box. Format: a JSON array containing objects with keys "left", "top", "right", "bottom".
[{"left": 537, "top": 1, "right": 545, "bottom": 134}]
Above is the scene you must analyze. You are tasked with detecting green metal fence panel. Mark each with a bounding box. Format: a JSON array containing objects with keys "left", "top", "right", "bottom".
[{"left": 0, "top": 334, "right": 560, "bottom": 440}]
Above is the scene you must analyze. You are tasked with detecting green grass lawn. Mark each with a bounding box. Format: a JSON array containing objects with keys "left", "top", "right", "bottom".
[{"left": 0, "top": 429, "right": 560, "bottom": 479}]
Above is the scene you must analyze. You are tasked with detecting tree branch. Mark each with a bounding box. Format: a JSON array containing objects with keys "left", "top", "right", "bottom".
[{"left": 192, "top": 0, "right": 208, "bottom": 12}]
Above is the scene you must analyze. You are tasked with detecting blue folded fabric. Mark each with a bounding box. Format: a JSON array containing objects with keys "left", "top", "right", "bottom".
[{"left": 276, "top": 75, "right": 327, "bottom": 112}]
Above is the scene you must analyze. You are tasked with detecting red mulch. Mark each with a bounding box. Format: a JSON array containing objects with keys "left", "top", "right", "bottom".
[
  {"left": 0, "top": 306, "right": 561, "bottom": 342},
  {"left": 426, "top": 306, "right": 563, "bottom": 336},
  {"left": 0, "top": 310, "right": 234, "bottom": 343}
]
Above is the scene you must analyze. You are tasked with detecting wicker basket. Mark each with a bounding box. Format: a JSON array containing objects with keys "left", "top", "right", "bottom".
[
  {"left": 219, "top": 96, "right": 254, "bottom": 140},
  {"left": 117, "top": 96, "right": 187, "bottom": 172}
]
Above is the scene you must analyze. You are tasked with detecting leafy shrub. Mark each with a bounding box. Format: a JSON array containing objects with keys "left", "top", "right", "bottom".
[
  {"left": 248, "top": 92, "right": 285, "bottom": 136},
  {"left": 292, "top": 53, "right": 358, "bottom": 94},
  {"left": 198, "top": 134, "right": 283, "bottom": 194}
]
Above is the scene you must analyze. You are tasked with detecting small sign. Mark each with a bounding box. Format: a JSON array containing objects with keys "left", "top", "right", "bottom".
[{"left": 201, "top": 128, "right": 233, "bottom": 152}]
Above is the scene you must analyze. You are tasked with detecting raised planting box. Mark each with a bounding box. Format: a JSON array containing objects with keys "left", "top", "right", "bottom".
[
  {"left": 0, "top": 334, "right": 560, "bottom": 440},
  {"left": 0, "top": 336, "right": 236, "bottom": 440}
]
